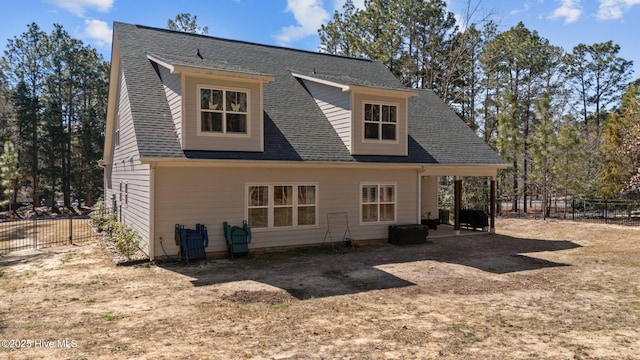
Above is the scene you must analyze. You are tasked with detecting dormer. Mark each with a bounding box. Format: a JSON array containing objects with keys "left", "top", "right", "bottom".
[
  {"left": 293, "top": 72, "right": 417, "bottom": 156},
  {"left": 148, "top": 53, "right": 275, "bottom": 152}
]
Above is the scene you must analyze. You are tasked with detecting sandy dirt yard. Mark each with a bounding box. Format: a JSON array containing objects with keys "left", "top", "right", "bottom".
[{"left": 1, "top": 218, "right": 639, "bottom": 359}]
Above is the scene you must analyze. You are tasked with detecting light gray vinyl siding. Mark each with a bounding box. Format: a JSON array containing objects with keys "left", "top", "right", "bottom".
[
  {"left": 157, "top": 65, "right": 183, "bottom": 147},
  {"left": 301, "top": 80, "right": 352, "bottom": 152},
  {"left": 153, "top": 166, "right": 419, "bottom": 257},
  {"left": 420, "top": 176, "right": 438, "bottom": 220},
  {"left": 182, "top": 75, "right": 263, "bottom": 151},
  {"left": 105, "top": 69, "right": 152, "bottom": 255}
]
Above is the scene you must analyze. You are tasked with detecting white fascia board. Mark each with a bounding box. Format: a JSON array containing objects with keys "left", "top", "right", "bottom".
[
  {"left": 292, "top": 72, "right": 418, "bottom": 98},
  {"left": 146, "top": 53, "right": 175, "bottom": 73},
  {"left": 349, "top": 85, "right": 418, "bottom": 98},
  {"left": 103, "top": 35, "right": 121, "bottom": 163},
  {"left": 291, "top": 72, "right": 350, "bottom": 91}
]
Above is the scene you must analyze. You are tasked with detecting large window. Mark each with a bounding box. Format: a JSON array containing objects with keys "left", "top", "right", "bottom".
[
  {"left": 199, "top": 87, "right": 248, "bottom": 134},
  {"left": 364, "top": 103, "right": 397, "bottom": 141},
  {"left": 361, "top": 183, "right": 396, "bottom": 223},
  {"left": 247, "top": 184, "right": 317, "bottom": 228}
]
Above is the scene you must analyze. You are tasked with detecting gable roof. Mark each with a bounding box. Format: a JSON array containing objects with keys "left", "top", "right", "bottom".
[{"left": 111, "top": 22, "right": 505, "bottom": 166}]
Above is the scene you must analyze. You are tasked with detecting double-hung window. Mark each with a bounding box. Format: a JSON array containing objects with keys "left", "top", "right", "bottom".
[
  {"left": 364, "top": 103, "right": 397, "bottom": 141},
  {"left": 361, "top": 183, "right": 396, "bottom": 223},
  {"left": 247, "top": 184, "right": 317, "bottom": 228},
  {"left": 199, "top": 87, "right": 248, "bottom": 134}
]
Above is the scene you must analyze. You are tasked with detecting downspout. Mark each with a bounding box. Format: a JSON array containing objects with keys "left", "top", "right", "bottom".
[
  {"left": 97, "top": 159, "right": 107, "bottom": 201},
  {"left": 417, "top": 168, "right": 422, "bottom": 224},
  {"left": 148, "top": 161, "right": 156, "bottom": 261}
]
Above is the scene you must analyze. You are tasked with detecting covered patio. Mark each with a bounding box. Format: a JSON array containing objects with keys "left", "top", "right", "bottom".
[
  {"left": 419, "top": 165, "right": 508, "bottom": 237},
  {"left": 427, "top": 223, "right": 486, "bottom": 239}
]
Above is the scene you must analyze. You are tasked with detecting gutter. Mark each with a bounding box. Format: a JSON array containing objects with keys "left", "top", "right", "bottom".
[{"left": 139, "top": 157, "right": 509, "bottom": 172}]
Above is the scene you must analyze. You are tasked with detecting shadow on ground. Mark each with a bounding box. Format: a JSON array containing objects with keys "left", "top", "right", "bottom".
[
  {"left": 159, "top": 233, "right": 580, "bottom": 300},
  {"left": 0, "top": 248, "right": 54, "bottom": 267}
]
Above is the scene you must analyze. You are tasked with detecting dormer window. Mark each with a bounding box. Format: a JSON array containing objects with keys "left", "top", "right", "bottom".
[
  {"left": 364, "top": 102, "right": 397, "bottom": 141},
  {"left": 199, "top": 86, "right": 248, "bottom": 135}
]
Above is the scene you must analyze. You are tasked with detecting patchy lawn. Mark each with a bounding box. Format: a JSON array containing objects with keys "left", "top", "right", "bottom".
[{"left": 1, "top": 218, "right": 639, "bottom": 359}]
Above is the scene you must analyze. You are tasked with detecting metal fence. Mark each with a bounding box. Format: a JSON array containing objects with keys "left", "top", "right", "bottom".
[
  {"left": 499, "top": 198, "right": 640, "bottom": 226},
  {"left": 0, "top": 208, "right": 105, "bottom": 254}
]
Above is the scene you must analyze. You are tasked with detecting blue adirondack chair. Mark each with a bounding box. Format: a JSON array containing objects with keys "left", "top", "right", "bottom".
[
  {"left": 223, "top": 221, "right": 252, "bottom": 258},
  {"left": 174, "top": 223, "right": 208, "bottom": 263}
]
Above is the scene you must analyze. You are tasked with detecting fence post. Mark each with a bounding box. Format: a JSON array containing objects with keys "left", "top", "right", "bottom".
[
  {"left": 69, "top": 213, "right": 73, "bottom": 245},
  {"left": 572, "top": 197, "right": 575, "bottom": 221},
  {"left": 604, "top": 199, "right": 608, "bottom": 224},
  {"left": 33, "top": 214, "right": 38, "bottom": 248}
]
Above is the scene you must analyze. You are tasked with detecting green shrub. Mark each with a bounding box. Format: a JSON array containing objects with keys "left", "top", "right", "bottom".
[
  {"left": 114, "top": 224, "right": 140, "bottom": 259},
  {"left": 90, "top": 198, "right": 116, "bottom": 233},
  {"left": 90, "top": 197, "right": 140, "bottom": 259},
  {"left": 104, "top": 218, "right": 122, "bottom": 239}
]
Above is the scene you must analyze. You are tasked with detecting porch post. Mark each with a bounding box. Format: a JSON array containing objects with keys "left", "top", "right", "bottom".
[
  {"left": 454, "top": 176, "right": 462, "bottom": 235},
  {"left": 490, "top": 177, "right": 496, "bottom": 233}
]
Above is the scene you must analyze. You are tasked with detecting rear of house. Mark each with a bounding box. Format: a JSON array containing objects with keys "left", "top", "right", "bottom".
[{"left": 103, "top": 22, "right": 507, "bottom": 260}]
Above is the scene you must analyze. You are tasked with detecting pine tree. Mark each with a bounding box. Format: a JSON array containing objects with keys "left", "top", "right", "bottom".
[
  {"left": 167, "top": 13, "right": 208, "bottom": 34},
  {"left": 530, "top": 92, "right": 558, "bottom": 217},
  {"left": 0, "top": 141, "right": 20, "bottom": 211},
  {"left": 554, "top": 121, "right": 582, "bottom": 205},
  {"left": 2, "top": 23, "right": 108, "bottom": 208},
  {"left": 318, "top": 0, "right": 362, "bottom": 57},
  {"left": 2, "top": 23, "right": 48, "bottom": 206}
]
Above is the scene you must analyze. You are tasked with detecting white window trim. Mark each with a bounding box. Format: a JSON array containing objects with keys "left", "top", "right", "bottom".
[
  {"left": 245, "top": 183, "right": 319, "bottom": 230},
  {"left": 361, "top": 100, "right": 400, "bottom": 144},
  {"left": 114, "top": 114, "right": 120, "bottom": 148},
  {"left": 197, "top": 84, "right": 251, "bottom": 138},
  {"left": 359, "top": 182, "right": 397, "bottom": 225}
]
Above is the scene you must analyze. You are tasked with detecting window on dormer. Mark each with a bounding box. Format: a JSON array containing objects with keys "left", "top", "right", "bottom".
[
  {"left": 364, "top": 103, "right": 397, "bottom": 141},
  {"left": 199, "top": 87, "right": 248, "bottom": 134}
]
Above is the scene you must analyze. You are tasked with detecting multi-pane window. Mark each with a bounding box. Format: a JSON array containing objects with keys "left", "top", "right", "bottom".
[
  {"left": 361, "top": 184, "right": 395, "bottom": 222},
  {"left": 247, "top": 185, "right": 268, "bottom": 228},
  {"left": 274, "top": 185, "right": 293, "bottom": 227},
  {"left": 247, "top": 184, "right": 317, "bottom": 228},
  {"left": 199, "top": 87, "right": 248, "bottom": 134},
  {"left": 364, "top": 103, "right": 397, "bottom": 140},
  {"left": 297, "top": 185, "right": 316, "bottom": 226}
]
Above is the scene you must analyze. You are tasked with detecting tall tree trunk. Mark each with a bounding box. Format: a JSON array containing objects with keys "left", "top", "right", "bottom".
[
  {"left": 65, "top": 91, "right": 73, "bottom": 207},
  {"left": 512, "top": 159, "right": 518, "bottom": 212},
  {"left": 31, "top": 92, "right": 39, "bottom": 207}
]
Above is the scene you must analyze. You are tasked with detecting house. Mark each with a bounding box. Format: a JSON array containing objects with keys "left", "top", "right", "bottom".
[{"left": 102, "top": 22, "right": 508, "bottom": 260}]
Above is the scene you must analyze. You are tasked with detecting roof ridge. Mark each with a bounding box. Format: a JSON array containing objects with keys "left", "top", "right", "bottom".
[{"left": 115, "top": 22, "right": 375, "bottom": 64}]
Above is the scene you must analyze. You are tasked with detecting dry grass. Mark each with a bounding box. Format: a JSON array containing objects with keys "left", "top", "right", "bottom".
[{"left": 0, "top": 218, "right": 639, "bottom": 359}]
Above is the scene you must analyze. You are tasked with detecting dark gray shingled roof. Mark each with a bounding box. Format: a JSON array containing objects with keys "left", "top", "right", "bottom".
[{"left": 114, "top": 22, "right": 505, "bottom": 165}]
